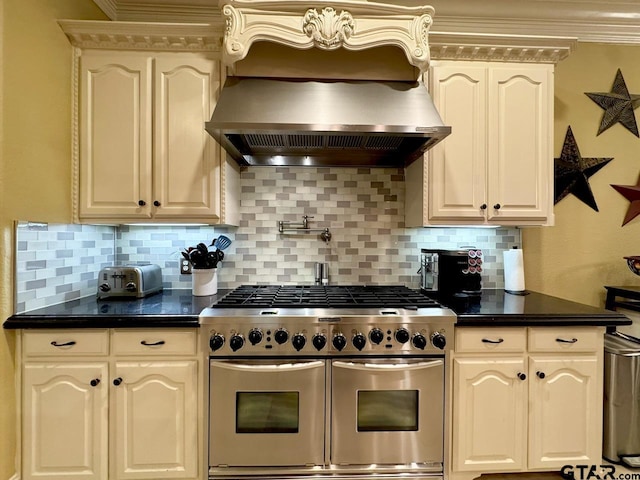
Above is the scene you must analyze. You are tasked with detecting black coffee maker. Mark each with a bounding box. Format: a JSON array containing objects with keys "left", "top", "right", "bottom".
[{"left": 420, "top": 248, "right": 483, "bottom": 299}]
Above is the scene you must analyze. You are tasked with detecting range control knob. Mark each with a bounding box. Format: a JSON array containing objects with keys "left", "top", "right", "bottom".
[
  {"left": 99, "top": 283, "right": 111, "bottom": 292},
  {"left": 125, "top": 282, "right": 137, "bottom": 292},
  {"left": 292, "top": 333, "right": 306, "bottom": 351},
  {"left": 274, "top": 328, "right": 289, "bottom": 345},
  {"left": 209, "top": 334, "right": 225, "bottom": 352},
  {"left": 431, "top": 332, "right": 447, "bottom": 350},
  {"left": 229, "top": 334, "right": 245, "bottom": 352},
  {"left": 412, "top": 333, "right": 427, "bottom": 350},
  {"left": 369, "top": 328, "right": 384, "bottom": 345},
  {"left": 332, "top": 333, "right": 347, "bottom": 351},
  {"left": 248, "top": 329, "right": 263, "bottom": 346},
  {"left": 312, "top": 334, "right": 327, "bottom": 351},
  {"left": 395, "top": 328, "right": 410, "bottom": 344},
  {"left": 352, "top": 333, "right": 367, "bottom": 351}
]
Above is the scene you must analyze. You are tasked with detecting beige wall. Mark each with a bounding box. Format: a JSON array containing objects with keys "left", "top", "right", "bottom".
[
  {"left": 0, "top": 1, "right": 106, "bottom": 477},
  {"left": 524, "top": 43, "right": 640, "bottom": 308}
]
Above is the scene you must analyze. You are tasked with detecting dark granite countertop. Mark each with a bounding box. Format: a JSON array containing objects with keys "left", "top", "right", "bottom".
[
  {"left": 3, "top": 289, "right": 230, "bottom": 329},
  {"left": 440, "top": 289, "right": 630, "bottom": 327}
]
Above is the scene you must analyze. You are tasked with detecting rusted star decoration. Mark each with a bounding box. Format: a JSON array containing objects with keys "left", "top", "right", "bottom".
[
  {"left": 585, "top": 69, "right": 640, "bottom": 137},
  {"left": 554, "top": 126, "right": 613, "bottom": 212},
  {"left": 612, "top": 173, "right": 640, "bottom": 226}
]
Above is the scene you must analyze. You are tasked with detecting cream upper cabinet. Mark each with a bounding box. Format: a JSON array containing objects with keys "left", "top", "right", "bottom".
[
  {"left": 450, "top": 326, "right": 603, "bottom": 480},
  {"left": 78, "top": 50, "right": 238, "bottom": 225},
  {"left": 20, "top": 329, "right": 201, "bottom": 480},
  {"left": 406, "top": 61, "right": 554, "bottom": 227}
]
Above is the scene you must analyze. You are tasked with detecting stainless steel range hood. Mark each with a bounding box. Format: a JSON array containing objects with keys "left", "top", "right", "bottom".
[{"left": 205, "top": 76, "right": 451, "bottom": 168}]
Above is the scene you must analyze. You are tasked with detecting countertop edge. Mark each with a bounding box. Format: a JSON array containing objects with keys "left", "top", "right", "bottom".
[{"left": 3, "top": 315, "right": 200, "bottom": 329}]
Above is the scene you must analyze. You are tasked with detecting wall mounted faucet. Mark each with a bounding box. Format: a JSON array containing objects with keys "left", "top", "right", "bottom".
[{"left": 278, "top": 215, "right": 332, "bottom": 243}]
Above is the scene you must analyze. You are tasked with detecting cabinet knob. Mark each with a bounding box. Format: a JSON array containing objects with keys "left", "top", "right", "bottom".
[
  {"left": 536, "top": 371, "right": 546, "bottom": 379},
  {"left": 90, "top": 378, "right": 101, "bottom": 387},
  {"left": 138, "top": 200, "right": 146, "bottom": 206},
  {"left": 480, "top": 204, "right": 487, "bottom": 210},
  {"left": 113, "top": 377, "right": 123, "bottom": 386},
  {"left": 517, "top": 372, "right": 526, "bottom": 381},
  {"left": 493, "top": 203, "right": 501, "bottom": 210},
  {"left": 153, "top": 201, "right": 161, "bottom": 207}
]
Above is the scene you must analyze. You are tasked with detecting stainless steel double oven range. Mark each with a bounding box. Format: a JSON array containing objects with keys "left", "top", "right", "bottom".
[{"left": 199, "top": 285, "right": 456, "bottom": 480}]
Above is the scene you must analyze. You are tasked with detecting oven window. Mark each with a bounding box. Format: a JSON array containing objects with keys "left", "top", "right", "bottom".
[
  {"left": 236, "top": 392, "right": 299, "bottom": 433},
  {"left": 357, "top": 390, "right": 419, "bottom": 432}
]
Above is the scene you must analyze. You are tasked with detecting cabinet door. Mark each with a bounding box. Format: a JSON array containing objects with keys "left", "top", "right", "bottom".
[
  {"left": 528, "top": 355, "right": 600, "bottom": 469},
  {"left": 80, "top": 52, "right": 153, "bottom": 219},
  {"left": 428, "top": 64, "right": 487, "bottom": 221},
  {"left": 23, "top": 362, "right": 108, "bottom": 480},
  {"left": 112, "top": 361, "right": 199, "bottom": 480},
  {"left": 153, "top": 56, "right": 221, "bottom": 220},
  {"left": 487, "top": 65, "right": 552, "bottom": 223},
  {"left": 452, "top": 357, "right": 527, "bottom": 472}
]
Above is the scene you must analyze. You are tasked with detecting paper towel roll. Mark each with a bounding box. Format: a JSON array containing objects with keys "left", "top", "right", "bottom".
[{"left": 503, "top": 248, "right": 526, "bottom": 293}]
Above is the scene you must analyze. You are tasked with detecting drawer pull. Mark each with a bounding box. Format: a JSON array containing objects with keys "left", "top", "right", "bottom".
[
  {"left": 556, "top": 337, "right": 578, "bottom": 344},
  {"left": 481, "top": 338, "right": 504, "bottom": 344},
  {"left": 517, "top": 372, "right": 526, "bottom": 381},
  {"left": 113, "top": 377, "right": 123, "bottom": 386},
  {"left": 141, "top": 340, "right": 166, "bottom": 346},
  {"left": 90, "top": 378, "right": 101, "bottom": 387},
  {"left": 51, "top": 340, "right": 76, "bottom": 347}
]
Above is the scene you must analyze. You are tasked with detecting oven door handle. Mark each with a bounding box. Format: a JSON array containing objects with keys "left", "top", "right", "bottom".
[
  {"left": 210, "top": 360, "right": 325, "bottom": 372},
  {"left": 332, "top": 359, "right": 443, "bottom": 371}
]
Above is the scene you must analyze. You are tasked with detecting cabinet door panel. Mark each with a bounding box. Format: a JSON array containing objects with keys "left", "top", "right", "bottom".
[
  {"left": 453, "top": 357, "right": 527, "bottom": 472},
  {"left": 429, "top": 65, "right": 487, "bottom": 221},
  {"left": 80, "top": 53, "right": 152, "bottom": 218},
  {"left": 112, "top": 361, "right": 198, "bottom": 480},
  {"left": 153, "top": 56, "right": 221, "bottom": 219},
  {"left": 528, "top": 356, "right": 599, "bottom": 469},
  {"left": 23, "top": 362, "right": 108, "bottom": 480},
  {"left": 487, "top": 66, "right": 551, "bottom": 222}
]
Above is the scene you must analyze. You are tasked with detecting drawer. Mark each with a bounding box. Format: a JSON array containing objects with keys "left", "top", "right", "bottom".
[
  {"left": 111, "top": 329, "right": 197, "bottom": 356},
  {"left": 23, "top": 329, "right": 109, "bottom": 357},
  {"left": 455, "top": 327, "right": 527, "bottom": 353},
  {"left": 528, "top": 326, "right": 603, "bottom": 353}
]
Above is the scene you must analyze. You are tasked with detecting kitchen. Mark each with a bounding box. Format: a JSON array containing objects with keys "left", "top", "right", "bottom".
[{"left": 2, "top": 1, "right": 640, "bottom": 480}]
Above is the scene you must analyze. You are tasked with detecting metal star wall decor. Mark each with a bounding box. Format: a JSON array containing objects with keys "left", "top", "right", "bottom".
[
  {"left": 585, "top": 69, "right": 640, "bottom": 137},
  {"left": 611, "top": 173, "right": 640, "bottom": 226},
  {"left": 554, "top": 126, "right": 613, "bottom": 212}
]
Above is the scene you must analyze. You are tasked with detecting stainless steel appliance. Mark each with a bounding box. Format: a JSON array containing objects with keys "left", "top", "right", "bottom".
[
  {"left": 420, "top": 248, "right": 483, "bottom": 299},
  {"left": 200, "top": 285, "right": 456, "bottom": 480},
  {"left": 97, "top": 264, "right": 162, "bottom": 299}
]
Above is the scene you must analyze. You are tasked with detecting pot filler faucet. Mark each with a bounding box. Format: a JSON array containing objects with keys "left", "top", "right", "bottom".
[{"left": 278, "top": 215, "right": 332, "bottom": 242}]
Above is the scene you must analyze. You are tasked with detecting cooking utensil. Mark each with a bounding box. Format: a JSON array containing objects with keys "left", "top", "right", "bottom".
[{"left": 213, "top": 235, "right": 232, "bottom": 251}]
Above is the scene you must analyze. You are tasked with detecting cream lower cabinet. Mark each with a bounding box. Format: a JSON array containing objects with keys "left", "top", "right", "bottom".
[
  {"left": 450, "top": 326, "right": 603, "bottom": 480},
  {"left": 78, "top": 50, "right": 238, "bottom": 224},
  {"left": 20, "top": 329, "right": 200, "bottom": 480},
  {"left": 406, "top": 61, "right": 554, "bottom": 227}
]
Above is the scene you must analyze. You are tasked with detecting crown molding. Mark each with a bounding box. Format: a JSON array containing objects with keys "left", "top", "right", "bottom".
[
  {"left": 90, "top": 0, "right": 640, "bottom": 45},
  {"left": 58, "top": 20, "right": 222, "bottom": 51}
]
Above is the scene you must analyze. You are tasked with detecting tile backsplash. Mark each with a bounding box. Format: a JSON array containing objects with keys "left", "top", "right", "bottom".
[{"left": 15, "top": 167, "right": 521, "bottom": 312}]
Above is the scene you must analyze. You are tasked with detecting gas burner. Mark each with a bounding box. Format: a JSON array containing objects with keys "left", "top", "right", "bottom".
[{"left": 213, "top": 285, "right": 441, "bottom": 309}]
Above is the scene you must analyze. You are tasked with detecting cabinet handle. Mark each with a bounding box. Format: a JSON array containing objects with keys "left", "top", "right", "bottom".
[
  {"left": 480, "top": 204, "right": 487, "bottom": 210},
  {"left": 536, "top": 371, "right": 546, "bottom": 379},
  {"left": 90, "top": 378, "right": 101, "bottom": 387},
  {"left": 153, "top": 201, "right": 161, "bottom": 207},
  {"left": 493, "top": 203, "right": 501, "bottom": 210},
  {"left": 141, "top": 340, "right": 165, "bottom": 346},
  {"left": 138, "top": 200, "right": 146, "bottom": 206},
  {"left": 517, "top": 372, "right": 526, "bottom": 381},
  {"left": 556, "top": 337, "right": 578, "bottom": 344},
  {"left": 113, "top": 377, "right": 123, "bottom": 386},
  {"left": 51, "top": 340, "right": 76, "bottom": 347},
  {"left": 481, "top": 338, "right": 504, "bottom": 344}
]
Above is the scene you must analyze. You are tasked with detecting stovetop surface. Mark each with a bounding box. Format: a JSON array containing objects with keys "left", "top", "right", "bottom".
[{"left": 213, "top": 285, "right": 441, "bottom": 309}]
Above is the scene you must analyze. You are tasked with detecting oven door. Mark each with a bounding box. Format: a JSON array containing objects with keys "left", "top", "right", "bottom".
[
  {"left": 330, "top": 358, "right": 444, "bottom": 467},
  {"left": 209, "top": 359, "right": 326, "bottom": 467}
]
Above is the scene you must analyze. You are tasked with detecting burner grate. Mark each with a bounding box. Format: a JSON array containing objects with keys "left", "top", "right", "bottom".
[{"left": 214, "top": 285, "right": 440, "bottom": 309}]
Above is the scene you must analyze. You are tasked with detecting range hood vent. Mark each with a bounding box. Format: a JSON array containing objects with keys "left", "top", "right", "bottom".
[{"left": 206, "top": 77, "right": 451, "bottom": 168}]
